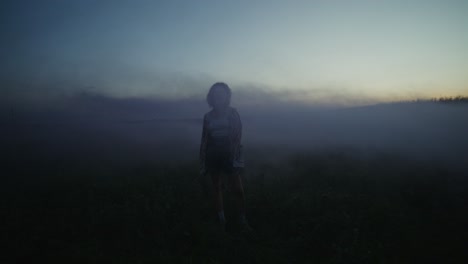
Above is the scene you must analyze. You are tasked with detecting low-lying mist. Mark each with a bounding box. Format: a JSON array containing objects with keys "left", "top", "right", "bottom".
[
  {"left": 2, "top": 89, "right": 467, "bottom": 263},
  {"left": 2, "top": 90, "right": 467, "bottom": 171}
]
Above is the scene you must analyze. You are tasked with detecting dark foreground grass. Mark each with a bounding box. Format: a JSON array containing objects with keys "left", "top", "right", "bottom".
[{"left": 2, "top": 150, "right": 467, "bottom": 263}]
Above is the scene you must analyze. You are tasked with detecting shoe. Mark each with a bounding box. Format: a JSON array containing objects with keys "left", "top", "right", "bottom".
[
  {"left": 207, "top": 219, "right": 228, "bottom": 241},
  {"left": 239, "top": 221, "right": 254, "bottom": 234},
  {"left": 219, "top": 219, "right": 227, "bottom": 233}
]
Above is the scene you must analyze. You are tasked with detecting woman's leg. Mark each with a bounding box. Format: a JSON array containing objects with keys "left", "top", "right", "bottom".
[
  {"left": 229, "top": 171, "right": 246, "bottom": 217},
  {"left": 229, "top": 171, "right": 253, "bottom": 232},
  {"left": 211, "top": 171, "right": 225, "bottom": 222}
]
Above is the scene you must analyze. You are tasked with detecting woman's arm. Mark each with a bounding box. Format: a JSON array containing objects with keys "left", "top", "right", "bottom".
[
  {"left": 229, "top": 108, "right": 242, "bottom": 166},
  {"left": 199, "top": 114, "right": 209, "bottom": 175}
]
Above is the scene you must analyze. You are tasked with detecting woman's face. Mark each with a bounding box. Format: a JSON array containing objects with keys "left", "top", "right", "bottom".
[{"left": 212, "top": 87, "right": 228, "bottom": 109}]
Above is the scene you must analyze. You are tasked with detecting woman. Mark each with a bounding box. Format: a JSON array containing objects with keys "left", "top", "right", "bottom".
[{"left": 199, "top": 82, "right": 252, "bottom": 233}]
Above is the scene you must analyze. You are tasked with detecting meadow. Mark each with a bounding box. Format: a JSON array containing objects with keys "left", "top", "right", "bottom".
[{"left": 2, "top": 97, "right": 467, "bottom": 263}]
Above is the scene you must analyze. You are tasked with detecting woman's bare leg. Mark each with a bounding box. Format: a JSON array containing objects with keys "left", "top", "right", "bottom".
[
  {"left": 211, "top": 172, "right": 224, "bottom": 221},
  {"left": 229, "top": 172, "right": 253, "bottom": 232},
  {"left": 229, "top": 171, "right": 246, "bottom": 216}
]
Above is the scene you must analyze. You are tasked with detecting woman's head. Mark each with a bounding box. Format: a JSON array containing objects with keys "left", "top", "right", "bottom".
[{"left": 206, "top": 82, "right": 231, "bottom": 109}]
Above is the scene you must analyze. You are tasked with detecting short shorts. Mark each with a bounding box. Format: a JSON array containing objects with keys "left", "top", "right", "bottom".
[{"left": 205, "top": 150, "right": 238, "bottom": 175}]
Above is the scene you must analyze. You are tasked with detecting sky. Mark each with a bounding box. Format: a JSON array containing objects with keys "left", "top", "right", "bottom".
[{"left": 1, "top": 0, "right": 468, "bottom": 104}]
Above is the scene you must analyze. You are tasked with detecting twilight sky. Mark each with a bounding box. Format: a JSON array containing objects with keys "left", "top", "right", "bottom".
[{"left": 1, "top": 0, "right": 467, "bottom": 104}]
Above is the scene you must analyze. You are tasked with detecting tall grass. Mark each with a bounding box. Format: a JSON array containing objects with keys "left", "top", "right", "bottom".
[{"left": 3, "top": 148, "right": 466, "bottom": 263}]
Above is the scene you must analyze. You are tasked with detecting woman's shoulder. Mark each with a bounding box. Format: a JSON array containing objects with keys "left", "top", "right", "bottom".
[
  {"left": 228, "top": 106, "right": 239, "bottom": 115},
  {"left": 204, "top": 109, "right": 214, "bottom": 118},
  {"left": 229, "top": 107, "right": 241, "bottom": 119},
  {"left": 227, "top": 107, "right": 241, "bottom": 124}
]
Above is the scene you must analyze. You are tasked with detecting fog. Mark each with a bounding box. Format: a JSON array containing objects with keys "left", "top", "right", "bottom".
[{"left": 2, "top": 89, "right": 467, "bottom": 172}]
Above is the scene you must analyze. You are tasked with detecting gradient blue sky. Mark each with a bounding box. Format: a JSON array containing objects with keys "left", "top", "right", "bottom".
[{"left": 1, "top": 0, "right": 467, "bottom": 103}]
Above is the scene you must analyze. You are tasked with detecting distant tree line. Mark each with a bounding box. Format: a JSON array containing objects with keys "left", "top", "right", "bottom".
[
  {"left": 430, "top": 96, "right": 468, "bottom": 103},
  {"left": 410, "top": 96, "right": 468, "bottom": 104}
]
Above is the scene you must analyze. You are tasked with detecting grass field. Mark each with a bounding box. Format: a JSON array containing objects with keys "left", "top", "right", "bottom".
[
  {"left": 2, "top": 99, "right": 467, "bottom": 263},
  {"left": 3, "top": 146, "right": 467, "bottom": 263}
]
